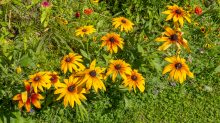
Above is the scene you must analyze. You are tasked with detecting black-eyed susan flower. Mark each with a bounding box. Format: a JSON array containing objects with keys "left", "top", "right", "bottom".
[
  {"left": 62, "top": 20, "right": 68, "bottom": 25},
  {"left": 112, "top": 17, "right": 134, "bottom": 32},
  {"left": 16, "top": 66, "right": 21, "bottom": 74},
  {"left": 200, "top": 26, "right": 205, "bottom": 33},
  {"left": 28, "top": 72, "right": 51, "bottom": 93},
  {"left": 206, "top": 44, "right": 211, "bottom": 47},
  {"left": 162, "top": 55, "right": 194, "bottom": 84},
  {"left": 187, "top": 8, "right": 194, "bottom": 17},
  {"left": 75, "top": 25, "right": 96, "bottom": 37},
  {"left": 45, "top": 71, "right": 61, "bottom": 89},
  {"left": 106, "top": 59, "right": 132, "bottom": 82},
  {"left": 194, "top": 22, "right": 199, "bottom": 26},
  {"left": 122, "top": 69, "right": 145, "bottom": 93},
  {"left": 143, "top": 35, "right": 148, "bottom": 39},
  {"left": 75, "top": 59, "right": 106, "bottom": 92},
  {"left": 100, "top": 33, "right": 124, "bottom": 54},
  {"left": 162, "top": 4, "right": 191, "bottom": 27},
  {"left": 13, "top": 81, "right": 44, "bottom": 112},
  {"left": 155, "top": 23, "right": 191, "bottom": 53},
  {"left": 92, "top": 36, "right": 97, "bottom": 41},
  {"left": 54, "top": 77, "right": 89, "bottom": 108},
  {"left": 61, "top": 53, "right": 85, "bottom": 74}
]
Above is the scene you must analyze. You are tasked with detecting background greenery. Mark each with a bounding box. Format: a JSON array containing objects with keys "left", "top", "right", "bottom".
[{"left": 0, "top": 0, "right": 220, "bottom": 122}]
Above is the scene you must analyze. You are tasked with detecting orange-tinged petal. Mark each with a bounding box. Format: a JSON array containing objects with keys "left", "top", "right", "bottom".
[
  {"left": 25, "top": 98, "right": 31, "bottom": 112},
  {"left": 31, "top": 97, "right": 41, "bottom": 108},
  {"left": 18, "top": 100, "right": 24, "bottom": 108},
  {"left": 90, "top": 59, "right": 96, "bottom": 70},
  {"left": 162, "top": 64, "right": 174, "bottom": 75},
  {"left": 13, "top": 94, "right": 21, "bottom": 100},
  {"left": 162, "top": 10, "right": 172, "bottom": 14}
]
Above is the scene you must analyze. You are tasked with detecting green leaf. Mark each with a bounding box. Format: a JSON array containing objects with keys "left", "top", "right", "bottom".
[
  {"left": 152, "top": 60, "right": 162, "bottom": 72},
  {"left": 36, "top": 33, "right": 48, "bottom": 55},
  {"left": 17, "top": 56, "right": 36, "bottom": 69},
  {"left": 137, "top": 44, "right": 144, "bottom": 55},
  {"left": 124, "top": 95, "right": 133, "bottom": 108},
  {"left": 80, "top": 49, "right": 89, "bottom": 59},
  {"left": 0, "top": 63, "right": 8, "bottom": 74},
  {"left": 213, "top": 65, "right": 220, "bottom": 74}
]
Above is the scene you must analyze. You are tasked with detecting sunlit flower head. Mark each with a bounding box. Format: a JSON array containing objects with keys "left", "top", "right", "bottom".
[
  {"left": 75, "top": 59, "right": 106, "bottom": 92},
  {"left": 62, "top": 20, "right": 68, "bottom": 25},
  {"left": 16, "top": 66, "right": 21, "bottom": 74},
  {"left": 13, "top": 81, "right": 44, "bottom": 112},
  {"left": 200, "top": 26, "right": 205, "bottom": 33},
  {"left": 155, "top": 23, "right": 191, "bottom": 53},
  {"left": 106, "top": 59, "right": 132, "bottom": 82},
  {"left": 143, "top": 35, "right": 148, "bottom": 39},
  {"left": 112, "top": 17, "right": 134, "bottom": 32},
  {"left": 162, "top": 4, "right": 191, "bottom": 27},
  {"left": 195, "top": 7, "right": 202, "bottom": 15},
  {"left": 92, "top": 0, "right": 99, "bottom": 3},
  {"left": 187, "top": 8, "right": 194, "bottom": 17},
  {"left": 206, "top": 44, "right": 211, "bottom": 47},
  {"left": 194, "top": 23, "right": 199, "bottom": 26},
  {"left": 84, "top": 8, "right": 92, "bottom": 15},
  {"left": 122, "top": 69, "right": 145, "bottom": 93},
  {"left": 42, "top": 1, "right": 50, "bottom": 7},
  {"left": 75, "top": 25, "right": 96, "bottom": 37},
  {"left": 45, "top": 71, "right": 62, "bottom": 89},
  {"left": 162, "top": 55, "right": 194, "bottom": 84},
  {"left": 28, "top": 72, "right": 51, "bottom": 93},
  {"left": 54, "top": 77, "right": 89, "bottom": 108},
  {"left": 61, "top": 53, "right": 85, "bottom": 74},
  {"left": 100, "top": 33, "right": 124, "bottom": 54}
]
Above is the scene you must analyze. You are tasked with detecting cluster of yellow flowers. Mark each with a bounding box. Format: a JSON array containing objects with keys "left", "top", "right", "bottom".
[{"left": 155, "top": 4, "right": 194, "bottom": 84}]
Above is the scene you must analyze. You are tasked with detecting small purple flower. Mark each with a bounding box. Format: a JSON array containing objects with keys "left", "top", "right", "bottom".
[
  {"left": 187, "top": 55, "right": 193, "bottom": 63},
  {"left": 190, "top": 80, "right": 194, "bottom": 84},
  {"left": 30, "top": 109, "right": 34, "bottom": 113},
  {"left": 199, "top": 48, "right": 204, "bottom": 53},
  {"left": 171, "top": 83, "right": 176, "bottom": 86},
  {"left": 154, "top": 90, "right": 159, "bottom": 93}
]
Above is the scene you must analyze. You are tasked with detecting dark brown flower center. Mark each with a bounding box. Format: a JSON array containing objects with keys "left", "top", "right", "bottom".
[
  {"left": 51, "top": 76, "right": 55, "bottom": 81},
  {"left": 82, "top": 29, "right": 86, "bottom": 32},
  {"left": 201, "top": 28, "right": 204, "bottom": 31},
  {"left": 66, "top": 58, "right": 71, "bottom": 62},
  {"left": 34, "top": 76, "right": 40, "bottom": 81},
  {"left": 175, "top": 63, "right": 182, "bottom": 69},
  {"left": 175, "top": 9, "right": 181, "bottom": 14},
  {"left": 115, "top": 65, "right": 121, "bottom": 70},
  {"left": 28, "top": 92, "right": 32, "bottom": 98},
  {"left": 171, "top": 34, "right": 178, "bottom": 41},
  {"left": 89, "top": 70, "right": 96, "bottom": 77},
  {"left": 68, "top": 86, "right": 75, "bottom": 92},
  {"left": 131, "top": 75, "right": 137, "bottom": 81},
  {"left": 121, "top": 20, "right": 126, "bottom": 23},
  {"left": 109, "top": 37, "right": 115, "bottom": 42}
]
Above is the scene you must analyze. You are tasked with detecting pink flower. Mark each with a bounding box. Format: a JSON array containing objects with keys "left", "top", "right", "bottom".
[
  {"left": 42, "top": 1, "right": 50, "bottom": 7},
  {"left": 75, "top": 12, "right": 80, "bottom": 17}
]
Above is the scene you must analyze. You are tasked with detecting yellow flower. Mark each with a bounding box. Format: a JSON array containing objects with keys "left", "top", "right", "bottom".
[
  {"left": 62, "top": 20, "right": 68, "bottom": 25},
  {"left": 8, "top": 40, "right": 12, "bottom": 42},
  {"left": 37, "top": 64, "right": 40, "bottom": 67},
  {"left": 200, "top": 26, "right": 205, "bottom": 33},
  {"left": 75, "top": 59, "right": 106, "bottom": 92},
  {"left": 155, "top": 24, "right": 191, "bottom": 53},
  {"left": 162, "top": 55, "right": 194, "bottom": 84},
  {"left": 92, "top": 36, "right": 97, "bottom": 41},
  {"left": 28, "top": 72, "right": 51, "bottom": 93},
  {"left": 206, "top": 44, "right": 211, "bottom": 47},
  {"left": 100, "top": 33, "right": 124, "bottom": 54},
  {"left": 162, "top": 4, "right": 191, "bottom": 27},
  {"left": 187, "top": 9, "right": 194, "bottom": 17},
  {"left": 75, "top": 25, "right": 96, "bottom": 37},
  {"left": 16, "top": 66, "right": 21, "bottom": 74},
  {"left": 106, "top": 59, "right": 132, "bottom": 82},
  {"left": 112, "top": 17, "right": 134, "bottom": 32},
  {"left": 205, "top": 33, "right": 207, "bottom": 38},
  {"left": 13, "top": 82, "right": 44, "bottom": 112},
  {"left": 194, "top": 23, "right": 199, "bottom": 26},
  {"left": 45, "top": 71, "right": 62, "bottom": 89},
  {"left": 122, "top": 69, "right": 145, "bottom": 93},
  {"left": 218, "top": 34, "right": 220, "bottom": 39},
  {"left": 54, "top": 77, "right": 89, "bottom": 108},
  {"left": 92, "top": 0, "right": 99, "bottom": 3},
  {"left": 61, "top": 53, "right": 85, "bottom": 74},
  {"left": 143, "top": 35, "right": 148, "bottom": 39}
]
